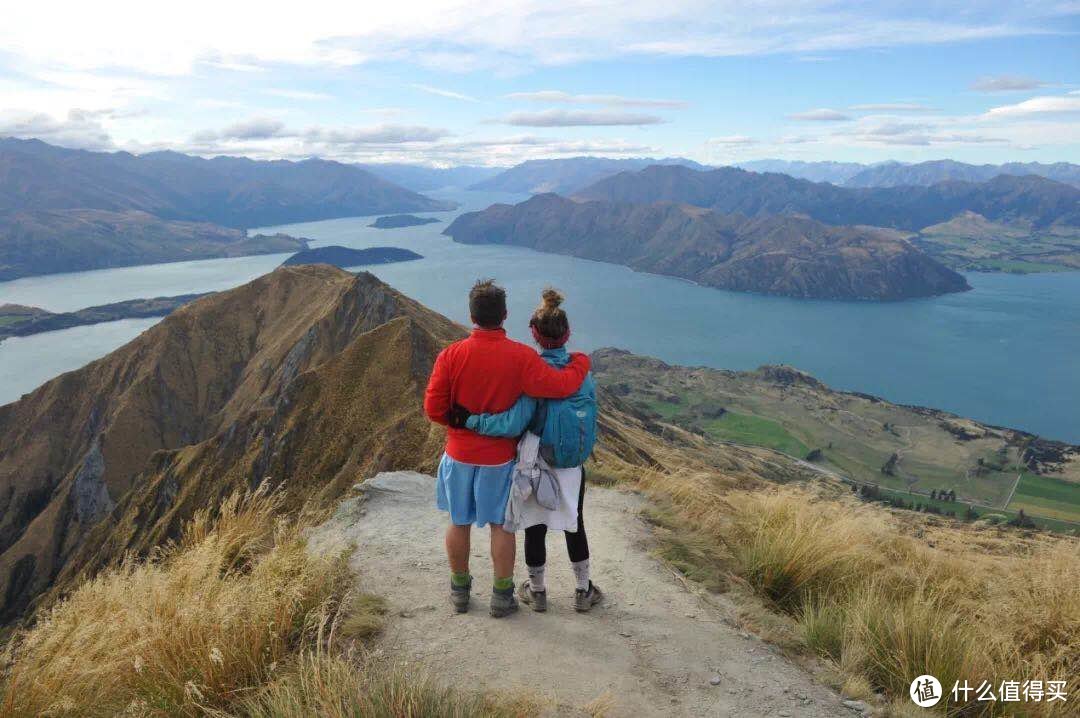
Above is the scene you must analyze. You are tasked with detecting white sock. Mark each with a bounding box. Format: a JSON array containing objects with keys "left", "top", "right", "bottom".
[
  {"left": 528, "top": 565, "right": 546, "bottom": 592},
  {"left": 571, "top": 559, "right": 590, "bottom": 592}
]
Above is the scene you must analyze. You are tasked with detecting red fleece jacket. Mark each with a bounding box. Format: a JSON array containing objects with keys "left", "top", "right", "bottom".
[{"left": 424, "top": 328, "right": 591, "bottom": 465}]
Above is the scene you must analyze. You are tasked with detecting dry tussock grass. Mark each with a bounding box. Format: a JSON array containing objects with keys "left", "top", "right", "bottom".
[
  {"left": 0, "top": 488, "right": 535, "bottom": 718},
  {"left": 238, "top": 645, "right": 537, "bottom": 718},
  {"left": 594, "top": 450, "right": 1080, "bottom": 716}
]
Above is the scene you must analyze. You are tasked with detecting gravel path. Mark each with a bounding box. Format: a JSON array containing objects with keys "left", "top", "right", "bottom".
[{"left": 310, "top": 471, "right": 854, "bottom": 717}]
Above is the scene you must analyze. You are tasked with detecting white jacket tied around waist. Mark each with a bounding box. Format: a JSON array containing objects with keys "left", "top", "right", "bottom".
[{"left": 504, "top": 432, "right": 582, "bottom": 533}]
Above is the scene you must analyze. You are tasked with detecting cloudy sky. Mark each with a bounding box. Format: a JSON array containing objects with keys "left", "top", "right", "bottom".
[{"left": 1, "top": 0, "right": 1077, "bottom": 166}]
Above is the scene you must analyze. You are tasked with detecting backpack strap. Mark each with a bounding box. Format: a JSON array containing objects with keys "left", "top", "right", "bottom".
[{"left": 527, "top": 398, "right": 548, "bottom": 436}]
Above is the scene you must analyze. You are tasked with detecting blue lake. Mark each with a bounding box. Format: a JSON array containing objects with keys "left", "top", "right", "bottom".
[{"left": 1, "top": 187, "right": 1078, "bottom": 442}]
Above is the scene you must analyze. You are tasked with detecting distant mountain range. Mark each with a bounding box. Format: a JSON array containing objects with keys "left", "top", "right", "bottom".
[
  {"left": 468, "top": 156, "right": 710, "bottom": 195},
  {"left": 575, "top": 165, "right": 1080, "bottom": 231},
  {"left": 736, "top": 158, "right": 1080, "bottom": 189},
  {"left": 845, "top": 160, "right": 1080, "bottom": 189},
  {"left": 0, "top": 209, "right": 306, "bottom": 281},
  {"left": 735, "top": 160, "right": 869, "bottom": 185},
  {"left": 357, "top": 163, "right": 499, "bottom": 192},
  {"left": 0, "top": 138, "right": 454, "bottom": 228},
  {"left": 462, "top": 157, "right": 1080, "bottom": 194},
  {"left": 444, "top": 193, "right": 969, "bottom": 300}
]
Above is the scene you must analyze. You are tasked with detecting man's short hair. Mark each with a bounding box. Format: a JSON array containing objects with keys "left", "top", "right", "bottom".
[{"left": 469, "top": 279, "right": 506, "bottom": 328}]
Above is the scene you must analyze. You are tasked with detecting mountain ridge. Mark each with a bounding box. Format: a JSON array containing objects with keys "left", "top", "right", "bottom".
[
  {"left": 735, "top": 158, "right": 1080, "bottom": 188},
  {"left": 0, "top": 137, "right": 454, "bottom": 228},
  {"left": 469, "top": 156, "right": 710, "bottom": 195},
  {"left": 574, "top": 164, "right": 1080, "bottom": 230},
  {"left": 443, "top": 193, "right": 970, "bottom": 300},
  {"left": 846, "top": 159, "right": 1080, "bottom": 189},
  {"left": 0, "top": 208, "right": 307, "bottom": 281},
  {"left": 0, "top": 265, "right": 461, "bottom": 623}
]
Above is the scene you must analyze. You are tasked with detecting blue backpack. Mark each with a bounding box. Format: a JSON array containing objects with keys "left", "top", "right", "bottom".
[{"left": 529, "top": 374, "right": 598, "bottom": 468}]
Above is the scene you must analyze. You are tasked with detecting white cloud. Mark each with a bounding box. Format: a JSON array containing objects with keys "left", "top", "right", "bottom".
[
  {"left": 411, "top": 84, "right": 478, "bottom": 102},
  {"left": 788, "top": 108, "right": 851, "bottom": 121},
  {"left": 177, "top": 129, "right": 659, "bottom": 165},
  {"left": 505, "top": 90, "right": 687, "bottom": 107},
  {"left": 502, "top": 109, "right": 665, "bottom": 126},
  {"left": 304, "top": 124, "right": 450, "bottom": 144},
  {"left": 220, "top": 117, "right": 288, "bottom": 140},
  {"left": 984, "top": 95, "right": 1080, "bottom": 118},
  {"left": 262, "top": 89, "right": 333, "bottom": 101},
  {"left": 706, "top": 135, "right": 756, "bottom": 145},
  {"left": 0, "top": 109, "right": 114, "bottom": 149},
  {"left": 971, "top": 75, "right": 1046, "bottom": 92},
  {"left": 0, "top": 1, "right": 1071, "bottom": 78},
  {"left": 187, "top": 119, "right": 451, "bottom": 152},
  {"left": 849, "top": 103, "right": 934, "bottom": 112}
]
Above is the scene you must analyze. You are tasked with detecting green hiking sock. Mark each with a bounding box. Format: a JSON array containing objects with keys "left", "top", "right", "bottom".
[
  {"left": 493, "top": 576, "right": 514, "bottom": 591},
  {"left": 451, "top": 571, "right": 471, "bottom": 587}
]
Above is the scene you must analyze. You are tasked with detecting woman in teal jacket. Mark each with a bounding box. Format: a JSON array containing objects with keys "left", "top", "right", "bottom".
[{"left": 453, "top": 289, "right": 602, "bottom": 613}]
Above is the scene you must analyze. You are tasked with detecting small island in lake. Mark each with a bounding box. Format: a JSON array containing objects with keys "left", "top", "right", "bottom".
[
  {"left": 281, "top": 246, "right": 423, "bottom": 269},
  {"left": 369, "top": 214, "right": 441, "bottom": 229}
]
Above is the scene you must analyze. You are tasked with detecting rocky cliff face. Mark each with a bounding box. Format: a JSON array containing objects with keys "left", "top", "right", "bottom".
[
  {"left": 0, "top": 265, "right": 463, "bottom": 623},
  {"left": 444, "top": 194, "right": 970, "bottom": 300}
]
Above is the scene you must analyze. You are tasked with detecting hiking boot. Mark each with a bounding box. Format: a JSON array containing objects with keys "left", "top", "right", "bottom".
[
  {"left": 518, "top": 580, "right": 547, "bottom": 612},
  {"left": 490, "top": 585, "right": 520, "bottom": 618},
  {"left": 450, "top": 577, "right": 472, "bottom": 614},
  {"left": 574, "top": 582, "right": 603, "bottom": 613}
]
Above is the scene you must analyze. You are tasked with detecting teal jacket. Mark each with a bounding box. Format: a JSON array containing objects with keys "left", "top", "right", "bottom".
[{"left": 466, "top": 347, "right": 595, "bottom": 441}]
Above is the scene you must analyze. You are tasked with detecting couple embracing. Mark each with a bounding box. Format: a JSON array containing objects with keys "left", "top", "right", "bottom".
[{"left": 423, "top": 279, "right": 602, "bottom": 618}]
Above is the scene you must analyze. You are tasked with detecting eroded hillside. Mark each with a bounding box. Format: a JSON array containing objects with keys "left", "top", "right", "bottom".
[{"left": 0, "top": 265, "right": 461, "bottom": 623}]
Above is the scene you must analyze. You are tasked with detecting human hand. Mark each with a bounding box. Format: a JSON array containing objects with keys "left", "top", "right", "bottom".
[{"left": 447, "top": 403, "right": 473, "bottom": 429}]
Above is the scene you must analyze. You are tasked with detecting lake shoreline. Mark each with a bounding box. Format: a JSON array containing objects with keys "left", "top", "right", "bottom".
[{"left": 2, "top": 188, "right": 1078, "bottom": 442}]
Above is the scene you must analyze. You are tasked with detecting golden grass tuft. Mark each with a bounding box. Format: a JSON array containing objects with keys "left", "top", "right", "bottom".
[
  {"left": 238, "top": 646, "right": 535, "bottom": 718},
  {"left": 598, "top": 444, "right": 1080, "bottom": 716},
  {"left": 581, "top": 689, "right": 617, "bottom": 718},
  {"left": 0, "top": 488, "right": 529, "bottom": 718},
  {"left": 337, "top": 593, "right": 389, "bottom": 641},
  {"left": 0, "top": 488, "right": 350, "bottom": 717}
]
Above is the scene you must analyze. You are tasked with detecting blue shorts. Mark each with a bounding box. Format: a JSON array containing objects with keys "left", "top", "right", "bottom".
[{"left": 435, "top": 453, "right": 514, "bottom": 528}]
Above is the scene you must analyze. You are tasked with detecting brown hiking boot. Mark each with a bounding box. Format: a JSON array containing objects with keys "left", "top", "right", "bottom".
[
  {"left": 518, "top": 579, "right": 547, "bottom": 612},
  {"left": 490, "top": 585, "right": 520, "bottom": 618},
  {"left": 574, "top": 582, "right": 603, "bottom": 612},
  {"left": 450, "top": 577, "right": 472, "bottom": 613}
]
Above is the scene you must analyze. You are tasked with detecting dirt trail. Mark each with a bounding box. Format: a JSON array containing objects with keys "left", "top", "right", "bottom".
[{"left": 310, "top": 471, "right": 854, "bottom": 717}]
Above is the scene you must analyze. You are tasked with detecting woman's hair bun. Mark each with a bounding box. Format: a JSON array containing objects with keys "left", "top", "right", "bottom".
[{"left": 540, "top": 288, "right": 563, "bottom": 309}]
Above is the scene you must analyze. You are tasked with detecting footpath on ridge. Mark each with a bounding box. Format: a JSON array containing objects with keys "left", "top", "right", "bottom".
[{"left": 311, "top": 471, "right": 855, "bottom": 717}]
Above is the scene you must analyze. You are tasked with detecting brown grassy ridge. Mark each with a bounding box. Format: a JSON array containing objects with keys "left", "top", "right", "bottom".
[
  {"left": 591, "top": 408, "right": 1080, "bottom": 716},
  {"left": 0, "top": 488, "right": 537, "bottom": 718}
]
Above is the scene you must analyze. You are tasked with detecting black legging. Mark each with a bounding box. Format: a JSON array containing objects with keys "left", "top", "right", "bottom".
[{"left": 524, "top": 468, "right": 589, "bottom": 567}]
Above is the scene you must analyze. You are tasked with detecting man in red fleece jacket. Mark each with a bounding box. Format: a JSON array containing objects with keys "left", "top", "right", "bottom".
[{"left": 424, "top": 279, "right": 590, "bottom": 617}]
